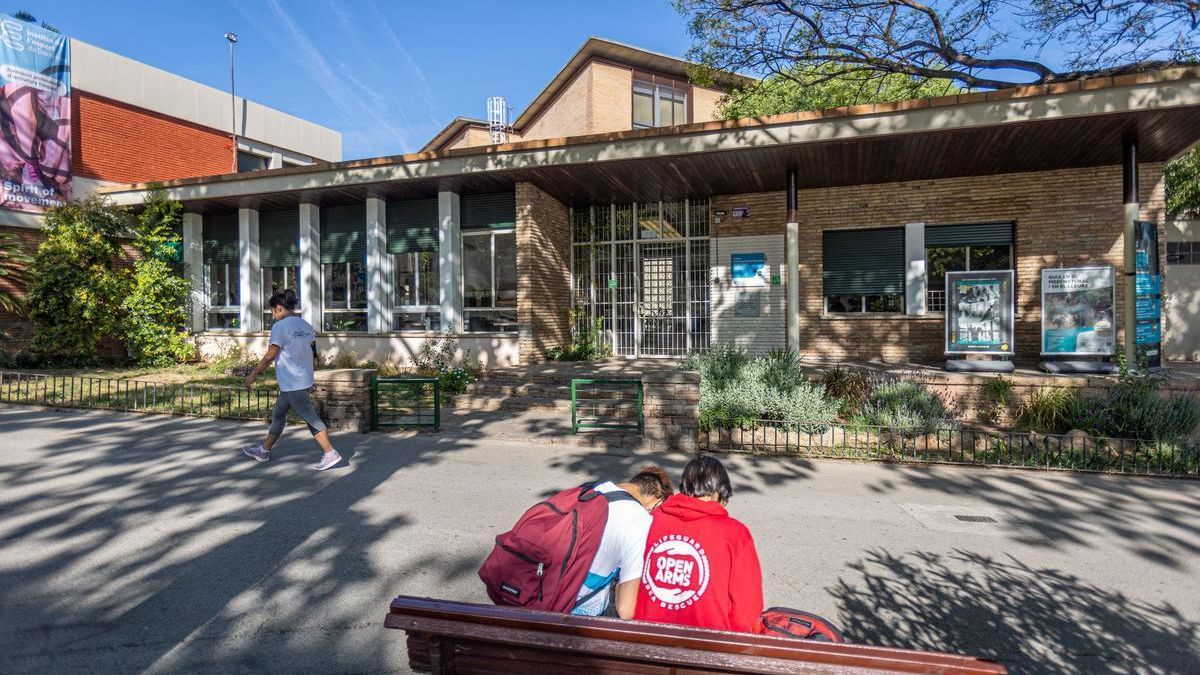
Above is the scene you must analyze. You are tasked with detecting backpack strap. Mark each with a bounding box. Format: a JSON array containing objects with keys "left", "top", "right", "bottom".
[
  {"left": 603, "top": 490, "right": 638, "bottom": 504},
  {"left": 576, "top": 482, "right": 639, "bottom": 505}
]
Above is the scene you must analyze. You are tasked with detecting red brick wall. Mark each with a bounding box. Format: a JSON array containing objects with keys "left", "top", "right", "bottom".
[{"left": 72, "top": 91, "right": 233, "bottom": 184}]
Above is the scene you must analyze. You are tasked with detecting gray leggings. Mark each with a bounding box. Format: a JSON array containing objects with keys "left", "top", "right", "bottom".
[{"left": 270, "top": 389, "right": 327, "bottom": 437}]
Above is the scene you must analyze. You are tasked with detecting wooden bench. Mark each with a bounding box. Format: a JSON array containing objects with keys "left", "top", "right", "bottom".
[{"left": 385, "top": 596, "right": 1007, "bottom": 674}]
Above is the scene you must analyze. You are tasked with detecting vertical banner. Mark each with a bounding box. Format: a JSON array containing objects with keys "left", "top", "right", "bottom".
[
  {"left": 1134, "top": 220, "right": 1162, "bottom": 369},
  {"left": 0, "top": 14, "right": 71, "bottom": 213},
  {"left": 945, "top": 270, "right": 1014, "bottom": 355},
  {"left": 1041, "top": 267, "right": 1116, "bottom": 356}
]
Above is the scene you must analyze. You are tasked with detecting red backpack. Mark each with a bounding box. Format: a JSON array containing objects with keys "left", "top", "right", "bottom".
[
  {"left": 758, "top": 607, "right": 845, "bottom": 642},
  {"left": 478, "top": 482, "right": 636, "bottom": 613}
]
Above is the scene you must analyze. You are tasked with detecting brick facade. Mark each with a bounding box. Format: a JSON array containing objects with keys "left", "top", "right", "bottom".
[
  {"left": 515, "top": 182, "right": 571, "bottom": 364},
  {"left": 712, "top": 163, "right": 1167, "bottom": 363},
  {"left": 72, "top": 91, "right": 233, "bottom": 184}
]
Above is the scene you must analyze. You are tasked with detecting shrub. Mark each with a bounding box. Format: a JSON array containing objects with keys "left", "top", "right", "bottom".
[
  {"left": 820, "top": 366, "right": 872, "bottom": 417},
  {"left": 550, "top": 313, "right": 612, "bottom": 361},
  {"left": 122, "top": 189, "right": 194, "bottom": 366},
  {"left": 857, "top": 381, "right": 953, "bottom": 435},
  {"left": 683, "top": 342, "right": 751, "bottom": 389},
  {"left": 1017, "top": 386, "right": 1078, "bottom": 433},
  {"left": 1017, "top": 374, "right": 1200, "bottom": 443},
  {"left": 410, "top": 337, "right": 478, "bottom": 396},
  {"left": 0, "top": 231, "right": 32, "bottom": 316},
  {"left": 981, "top": 376, "right": 1016, "bottom": 425}
]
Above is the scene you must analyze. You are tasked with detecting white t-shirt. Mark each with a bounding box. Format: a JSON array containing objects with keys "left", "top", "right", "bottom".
[
  {"left": 268, "top": 315, "right": 316, "bottom": 392},
  {"left": 571, "top": 482, "right": 652, "bottom": 616}
]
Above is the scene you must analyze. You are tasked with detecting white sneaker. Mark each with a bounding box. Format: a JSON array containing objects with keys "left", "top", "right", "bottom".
[
  {"left": 313, "top": 450, "right": 342, "bottom": 471},
  {"left": 242, "top": 444, "right": 270, "bottom": 462}
]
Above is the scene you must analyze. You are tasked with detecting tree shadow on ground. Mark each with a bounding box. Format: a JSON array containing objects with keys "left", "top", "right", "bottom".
[{"left": 831, "top": 548, "right": 1199, "bottom": 674}]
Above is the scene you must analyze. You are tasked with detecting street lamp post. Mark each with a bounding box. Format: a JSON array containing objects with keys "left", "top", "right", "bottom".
[{"left": 224, "top": 32, "right": 238, "bottom": 173}]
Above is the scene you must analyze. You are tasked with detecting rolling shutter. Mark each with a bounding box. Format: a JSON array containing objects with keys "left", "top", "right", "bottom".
[
  {"left": 203, "top": 211, "right": 239, "bottom": 264},
  {"left": 387, "top": 198, "right": 439, "bottom": 254},
  {"left": 259, "top": 208, "right": 300, "bottom": 267},
  {"left": 822, "top": 227, "right": 905, "bottom": 296},
  {"left": 319, "top": 203, "right": 366, "bottom": 264},
  {"left": 462, "top": 192, "right": 516, "bottom": 230},
  {"left": 925, "top": 222, "right": 1013, "bottom": 247}
]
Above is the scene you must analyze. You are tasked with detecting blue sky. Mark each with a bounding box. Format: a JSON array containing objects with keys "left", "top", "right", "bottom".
[{"left": 35, "top": 1, "right": 697, "bottom": 159}]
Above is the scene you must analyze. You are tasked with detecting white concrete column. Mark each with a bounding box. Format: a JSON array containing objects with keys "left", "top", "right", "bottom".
[
  {"left": 785, "top": 221, "right": 800, "bottom": 352},
  {"left": 238, "top": 208, "right": 262, "bottom": 333},
  {"left": 905, "top": 222, "right": 926, "bottom": 316},
  {"left": 439, "top": 191, "right": 463, "bottom": 333},
  {"left": 182, "top": 212, "right": 205, "bottom": 332},
  {"left": 299, "top": 203, "right": 323, "bottom": 330},
  {"left": 366, "top": 197, "right": 391, "bottom": 334}
]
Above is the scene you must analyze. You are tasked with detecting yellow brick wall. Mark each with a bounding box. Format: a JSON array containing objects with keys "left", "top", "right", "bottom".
[
  {"left": 516, "top": 182, "right": 571, "bottom": 363},
  {"left": 520, "top": 63, "right": 594, "bottom": 141},
  {"left": 589, "top": 62, "right": 633, "bottom": 134},
  {"left": 691, "top": 85, "right": 725, "bottom": 122}
]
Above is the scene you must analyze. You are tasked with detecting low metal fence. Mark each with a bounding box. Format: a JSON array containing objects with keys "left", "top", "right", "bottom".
[
  {"left": 373, "top": 377, "right": 440, "bottom": 431},
  {"left": 0, "top": 370, "right": 274, "bottom": 421},
  {"left": 702, "top": 421, "right": 1200, "bottom": 478},
  {"left": 571, "top": 378, "right": 643, "bottom": 434}
]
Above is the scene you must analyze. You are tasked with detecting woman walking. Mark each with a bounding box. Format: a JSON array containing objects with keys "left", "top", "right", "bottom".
[{"left": 242, "top": 289, "right": 343, "bottom": 471}]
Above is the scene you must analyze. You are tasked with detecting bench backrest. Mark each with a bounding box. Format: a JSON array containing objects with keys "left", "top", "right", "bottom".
[{"left": 385, "top": 595, "right": 1007, "bottom": 674}]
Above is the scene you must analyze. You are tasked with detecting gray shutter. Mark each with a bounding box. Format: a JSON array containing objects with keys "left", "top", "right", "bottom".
[
  {"left": 462, "top": 192, "right": 516, "bottom": 230},
  {"left": 387, "top": 198, "right": 439, "bottom": 254},
  {"left": 203, "top": 211, "right": 239, "bottom": 264},
  {"left": 259, "top": 208, "right": 300, "bottom": 267},
  {"left": 925, "top": 222, "right": 1013, "bottom": 247},
  {"left": 822, "top": 227, "right": 905, "bottom": 296},
  {"left": 319, "top": 203, "right": 366, "bottom": 264}
]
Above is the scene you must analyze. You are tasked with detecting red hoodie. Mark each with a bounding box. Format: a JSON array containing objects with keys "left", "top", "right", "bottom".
[{"left": 633, "top": 493, "right": 763, "bottom": 632}]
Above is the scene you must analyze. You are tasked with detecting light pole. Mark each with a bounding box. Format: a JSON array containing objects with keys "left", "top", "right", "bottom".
[{"left": 224, "top": 32, "right": 238, "bottom": 173}]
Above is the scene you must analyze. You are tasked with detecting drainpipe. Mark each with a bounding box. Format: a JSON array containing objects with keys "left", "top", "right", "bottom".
[{"left": 1123, "top": 137, "right": 1139, "bottom": 370}]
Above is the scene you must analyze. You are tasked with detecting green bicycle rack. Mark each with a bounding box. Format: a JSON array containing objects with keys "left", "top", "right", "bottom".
[
  {"left": 373, "top": 377, "right": 441, "bottom": 431},
  {"left": 570, "top": 378, "right": 643, "bottom": 434}
]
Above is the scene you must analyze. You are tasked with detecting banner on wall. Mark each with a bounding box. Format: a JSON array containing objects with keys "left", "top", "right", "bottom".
[
  {"left": 1041, "top": 267, "right": 1116, "bottom": 356},
  {"left": 0, "top": 14, "right": 71, "bottom": 213},
  {"left": 945, "top": 270, "right": 1014, "bottom": 355},
  {"left": 1134, "top": 220, "right": 1162, "bottom": 369},
  {"left": 730, "top": 252, "right": 767, "bottom": 287}
]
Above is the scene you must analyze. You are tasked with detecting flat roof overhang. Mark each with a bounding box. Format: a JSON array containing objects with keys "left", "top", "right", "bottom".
[{"left": 100, "top": 69, "right": 1200, "bottom": 213}]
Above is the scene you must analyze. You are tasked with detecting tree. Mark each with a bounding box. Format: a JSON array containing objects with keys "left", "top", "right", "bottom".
[
  {"left": 27, "top": 196, "right": 131, "bottom": 362},
  {"left": 676, "top": 0, "right": 1198, "bottom": 91},
  {"left": 0, "top": 231, "right": 31, "bottom": 317},
  {"left": 1165, "top": 146, "right": 1200, "bottom": 215},
  {"left": 122, "top": 189, "right": 194, "bottom": 366}
]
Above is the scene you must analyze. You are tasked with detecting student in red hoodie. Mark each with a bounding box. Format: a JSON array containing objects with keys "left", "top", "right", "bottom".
[{"left": 634, "top": 456, "right": 763, "bottom": 632}]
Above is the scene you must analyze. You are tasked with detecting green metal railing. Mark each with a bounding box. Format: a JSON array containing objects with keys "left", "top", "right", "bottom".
[
  {"left": 0, "top": 370, "right": 274, "bottom": 421},
  {"left": 571, "top": 378, "right": 643, "bottom": 434},
  {"left": 373, "top": 377, "right": 440, "bottom": 431}
]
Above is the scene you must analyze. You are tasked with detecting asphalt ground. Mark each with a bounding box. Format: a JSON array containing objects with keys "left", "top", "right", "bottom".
[{"left": 0, "top": 406, "right": 1197, "bottom": 674}]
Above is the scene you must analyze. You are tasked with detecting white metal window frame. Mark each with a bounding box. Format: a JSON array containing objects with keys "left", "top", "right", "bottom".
[
  {"left": 823, "top": 294, "right": 906, "bottom": 315},
  {"left": 203, "top": 262, "right": 240, "bottom": 330},
  {"left": 392, "top": 251, "right": 440, "bottom": 332},
  {"left": 925, "top": 244, "right": 1014, "bottom": 313},
  {"left": 632, "top": 81, "right": 687, "bottom": 129},
  {"left": 321, "top": 261, "right": 368, "bottom": 332},
  {"left": 261, "top": 266, "right": 299, "bottom": 327},
  {"left": 461, "top": 229, "right": 517, "bottom": 332}
]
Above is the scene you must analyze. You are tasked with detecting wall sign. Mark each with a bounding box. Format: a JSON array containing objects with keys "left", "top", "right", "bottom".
[
  {"left": 1134, "top": 220, "right": 1162, "bottom": 369},
  {"left": 731, "top": 252, "right": 767, "bottom": 287},
  {"left": 732, "top": 206, "right": 750, "bottom": 218},
  {"left": 945, "top": 270, "right": 1014, "bottom": 355},
  {"left": 734, "top": 290, "right": 761, "bottom": 317},
  {"left": 1041, "top": 266, "right": 1115, "bottom": 356}
]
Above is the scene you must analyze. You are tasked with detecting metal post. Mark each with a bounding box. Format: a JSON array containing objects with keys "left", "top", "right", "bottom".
[
  {"left": 1122, "top": 137, "right": 1139, "bottom": 370},
  {"left": 225, "top": 32, "right": 239, "bottom": 173}
]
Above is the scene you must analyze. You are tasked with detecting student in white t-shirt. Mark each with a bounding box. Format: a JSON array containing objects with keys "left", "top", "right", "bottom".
[
  {"left": 241, "top": 289, "right": 342, "bottom": 471},
  {"left": 572, "top": 466, "right": 675, "bottom": 618}
]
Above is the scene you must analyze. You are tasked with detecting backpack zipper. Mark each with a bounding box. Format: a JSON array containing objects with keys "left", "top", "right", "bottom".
[
  {"left": 536, "top": 562, "right": 545, "bottom": 601},
  {"left": 562, "top": 511, "right": 578, "bottom": 576}
]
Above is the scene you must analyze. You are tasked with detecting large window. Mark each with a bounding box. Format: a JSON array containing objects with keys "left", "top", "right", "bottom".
[
  {"left": 822, "top": 227, "right": 906, "bottom": 314},
  {"left": 203, "top": 211, "right": 240, "bottom": 329},
  {"left": 388, "top": 198, "right": 441, "bottom": 332},
  {"left": 262, "top": 267, "right": 298, "bottom": 328},
  {"left": 320, "top": 203, "right": 368, "bottom": 332},
  {"left": 237, "top": 151, "right": 270, "bottom": 173},
  {"left": 463, "top": 230, "right": 517, "bottom": 332},
  {"left": 925, "top": 223, "right": 1014, "bottom": 312},
  {"left": 259, "top": 208, "right": 301, "bottom": 329},
  {"left": 633, "top": 80, "right": 687, "bottom": 129}
]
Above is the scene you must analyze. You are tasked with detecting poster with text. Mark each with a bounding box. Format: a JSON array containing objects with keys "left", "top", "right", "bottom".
[
  {"left": 1134, "top": 220, "right": 1162, "bottom": 369},
  {"left": 945, "top": 270, "right": 1014, "bottom": 355},
  {"left": 0, "top": 14, "right": 70, "bottom": 213},
  {"left": 730, "top": 252, "right": 767, "bottom": 287},
  {"left": 1041, "top": 267, "right": 1115, "bottom": 356}
]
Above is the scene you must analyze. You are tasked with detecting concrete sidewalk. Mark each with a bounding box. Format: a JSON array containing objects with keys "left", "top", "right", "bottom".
[{"left": 0, "top": 406, "right": 1197, "bottom": 674}]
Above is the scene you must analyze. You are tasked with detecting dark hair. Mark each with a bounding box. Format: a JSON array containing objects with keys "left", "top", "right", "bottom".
[
  {"left": 627, "top": 465, "right": 674, "bottom": 501},
  {"left": 680, "top": 456, "right": 733, "bottom": 504},
  {"left": 268, "top": 288, "right": 300, "bottom": 311}
]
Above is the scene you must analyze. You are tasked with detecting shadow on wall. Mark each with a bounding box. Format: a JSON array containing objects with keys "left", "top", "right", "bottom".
[{"left": 831, "top": 548, "right": 1199, "bottom": 674}]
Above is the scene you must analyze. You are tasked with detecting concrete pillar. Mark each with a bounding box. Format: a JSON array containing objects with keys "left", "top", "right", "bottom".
[
  {"left": 299, "top": 203, "right": 323, "bottom": 330},
  {"left": 1123, "top": 137, "right": 1139, "bottom": 369},
  {"left": 238, "top": 208, "right": 262, "bottom": 333},
  {"left": 366, "top": 197, "right": 391, "bottom": 334},
  {"left": 785, "top": 221, "right": 800, "bottom": 353},
  {"left": 905, "top": 222, "right": 926, "bottom": 316},
  {"left": 439, "top": 191, "right": 463, "bottom": 333},
  {"left": 182, "top": 212, "right": 205, "bottom": 332}
]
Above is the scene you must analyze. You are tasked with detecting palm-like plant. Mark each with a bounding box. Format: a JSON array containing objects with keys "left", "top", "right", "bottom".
[{"left": 0, "top": 231, "right": 32, "bottom": 316}]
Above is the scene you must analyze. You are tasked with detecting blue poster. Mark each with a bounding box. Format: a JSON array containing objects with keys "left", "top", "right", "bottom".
[
  {"left": 731, "top": 252, "right": 767, "bottom": 287},
  {"left": 1136, "top": 320, "right": 1161, "bottom": 346},
  {"left": 1135, "top": 274, "right": 1160, "bottom": 296},
  {"left": 1135, "top": 296, "right": 1161, "bottom": 321},
  {"left": 0, "top": 14, "right": 71, "bottom": 212}
]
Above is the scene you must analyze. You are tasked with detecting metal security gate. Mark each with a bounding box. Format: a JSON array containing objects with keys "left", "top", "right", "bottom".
[{"left": 571, "top": 200, "right": 710, "bottom": 358}]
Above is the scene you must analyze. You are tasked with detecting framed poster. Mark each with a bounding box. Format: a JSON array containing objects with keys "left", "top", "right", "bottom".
[
  {"left": 1133, "top": 220, "right": 1162, "bottom": 369},
  {"left": 1041, "top": 267, "right": 1116, "bottom": 356},
  {"left": 730, "top": 252, "right": 767, "bottom": 287},
  {"left": 945, "top": 270, "right": 1014, "bottom": 355}
]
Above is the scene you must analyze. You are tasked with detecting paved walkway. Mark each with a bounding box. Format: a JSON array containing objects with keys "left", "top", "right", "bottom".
[{"left": 0, "top": 406, "right": 1197, "bottom": 674}]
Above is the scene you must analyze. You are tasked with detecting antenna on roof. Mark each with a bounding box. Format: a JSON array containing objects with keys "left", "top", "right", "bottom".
[{"left": 487, "top": 96, "right": 510, "bottom": 144}]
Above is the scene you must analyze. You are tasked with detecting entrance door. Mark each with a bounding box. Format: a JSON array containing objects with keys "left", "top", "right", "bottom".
[{"left": 638, "top": 242, "right": 688, "bottom": 356}]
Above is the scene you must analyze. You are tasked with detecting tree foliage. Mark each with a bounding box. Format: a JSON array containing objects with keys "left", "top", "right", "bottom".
[
  {"left": 676, "top": 0, "right": 1198, "bottom": 91},
  {"left": 1165, "top": 145, "right": 1200, "bottom": 215},
  {"left": 27, "top": 196, "right": 131, "bottom": 361},
  {"left": 122, "top": 189, "right": 194, "bottom": 366},
  {"left": 0, "top": 231, "right": 31, "bottom": 316}
]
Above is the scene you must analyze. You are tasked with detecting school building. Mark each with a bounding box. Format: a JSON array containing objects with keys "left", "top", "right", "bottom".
[{"left": 97, "top": 38, "right": 1200, "bottom": 369}]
